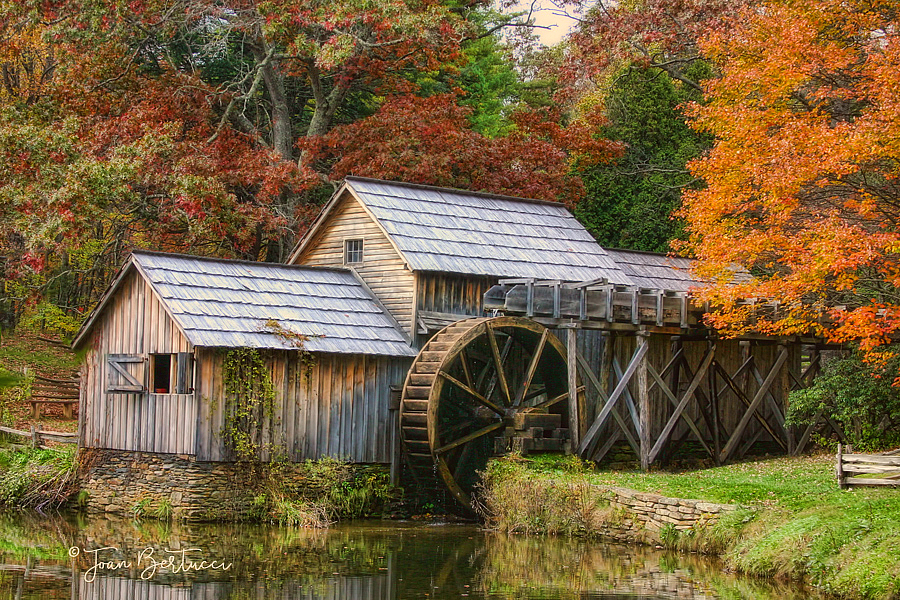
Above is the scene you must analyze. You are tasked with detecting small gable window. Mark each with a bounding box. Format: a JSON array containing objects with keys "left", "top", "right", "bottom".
[{"left": 344, "top": 239, "right": 364, "bottom": 264}]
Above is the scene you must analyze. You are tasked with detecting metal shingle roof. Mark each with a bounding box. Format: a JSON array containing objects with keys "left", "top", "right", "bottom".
[
  {"left": 602, "top": 248, "right": 703, "bottom": 292},
  {"left": 345, "top": 178, "right": 633, "bottom": 284},
  {"left": 133, "top": 251, "right": 415, "bottom": 356}
]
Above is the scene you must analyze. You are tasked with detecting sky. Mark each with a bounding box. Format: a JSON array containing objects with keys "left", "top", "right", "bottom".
[{"left": 506, "top": 1, "right": 585, "bottom": 46}]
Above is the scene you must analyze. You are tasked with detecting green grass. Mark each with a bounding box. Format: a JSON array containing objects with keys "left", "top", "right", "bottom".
[
  {"left": 0, "top": 445, "right": 79, "bottom": 509},
  {"left": 481, "top": 454, "right": 900, "bottom": 600},
  {"left": 526, "top": 453, "right": 871, "bottom": 511}
]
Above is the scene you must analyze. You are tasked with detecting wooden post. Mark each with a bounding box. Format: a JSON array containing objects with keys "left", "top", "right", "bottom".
[
  {"left": 637, "top": 333, "right": 651, "bottom": 471},
  {"left": 30, "top": 424, "right": 42, "bottom": 449},
  {"left": 389, "top": 386, "right": 402, "bottom": 486},
  {"left": 710, "top": 339, "right": 721, "bottom": 465},
  {"left": 780, "top": 342, "right": 795, "bottom": 455},
  {"left": 836, "top": 443, "right": 845, "bottom": 488},
  {"left": 738, "top": 340, "right": 751, "bottom": 457},
  {"left": 600, "top": 332, "right": 613, "bottom": 399},
  {"left": 567, "top": 326, "right": 580, "bottom": 450}
]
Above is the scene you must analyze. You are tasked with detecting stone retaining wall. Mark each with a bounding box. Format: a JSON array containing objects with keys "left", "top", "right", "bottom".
[
  {"left": 594, "top": 485, "right": 740, "bottom": 544},
  {"left": 78, "top": 448, "right": 384, "bottom": 520},
  {"left": 609, "top": 486, "right": 736, "bottom": 531}
]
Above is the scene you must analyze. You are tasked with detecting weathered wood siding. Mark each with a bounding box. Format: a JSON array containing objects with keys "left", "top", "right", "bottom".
[
  {"left": 294, "top": 192, "right": 416, "bottom": 335},
  {"left": 416, "top": 272, "right": 496, "bottom": 316},
  {"left": 80, "top": 270, "right": 194, "bottom": 453},
  {"left": 195, "top": 349, "right": 412, "bottom": 463}
]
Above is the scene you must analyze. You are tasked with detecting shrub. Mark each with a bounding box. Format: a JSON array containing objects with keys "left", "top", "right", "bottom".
[{"left": 787, "top": 349, "right": 900, "bottom": 451}]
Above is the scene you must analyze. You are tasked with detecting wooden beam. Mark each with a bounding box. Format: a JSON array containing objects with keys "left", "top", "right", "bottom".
[
  {"left": 648, "top": 346, "right": 716, "bottom": 464},
  {"left": 579, "top": 340, "right": 648, "bottom": 458},
  {"left": 715, "top": 362, "right": 786, "bottom": 452},
  {"left": 794, "top": 407, "right": 823, "bottom": 455},
  {"left": 434, "top": 421, "right": 505, "bottom": 455},
  {"left": 567, "top": 328, "right": 580, "bottom": 449},
  {"left": 485, "top": 322, "right": 512, "bottom": 406},
  {"left": 638, "top": 334, "right": 651, "bottom": 470},
  {"left": 612, "top": 356, "right": 642, "bottom": 438},
  {"left": 515, "top": 329, "right": 549, "bottom": 406},
  {"left": 591, "top": 427, "right": 622, "bottom": 463},
  {"left": 719, "top": 347, "right": 789, "bottom": 463},
  {"left": 438, "top": 370, "right": 505, "bottom": 417},
  {"left": 647, "top": 362, "right": 713, "bottom": 458}
]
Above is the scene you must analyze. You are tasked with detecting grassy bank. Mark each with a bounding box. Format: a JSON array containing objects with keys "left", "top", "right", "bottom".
[
  {"left": 478, "top": 454, "right": 900, "bottom": 600},
  {"left": 0, "top": 443, "right": 79, "bottom": 509}
]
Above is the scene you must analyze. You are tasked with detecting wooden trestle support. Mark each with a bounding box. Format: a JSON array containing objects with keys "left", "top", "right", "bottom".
[{"left": 488, "top": 279, "right": 847, "bottom": 470}]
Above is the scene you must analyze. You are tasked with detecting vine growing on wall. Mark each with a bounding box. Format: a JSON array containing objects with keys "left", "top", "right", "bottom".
[
  {"left": 221, "top": 348, "right": 280, "bottom": 462},
  {"left": 259, "top": 319, "right": 319, "bottom": 380}
]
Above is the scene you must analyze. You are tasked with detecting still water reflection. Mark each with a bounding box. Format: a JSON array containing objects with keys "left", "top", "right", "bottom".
[{"left": 0, "top": 512, "right": 822, "bottom": 600}]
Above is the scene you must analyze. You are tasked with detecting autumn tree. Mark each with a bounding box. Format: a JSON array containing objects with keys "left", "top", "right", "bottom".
[
  {"left": 553, "top": 0, "right": 734, "bottom": 254},
  {"left": 680, "top": 0, "right": 900, "bottom": 356},
  {"left": 302, "top": 93, "right": 620, "bottom": 205},
  {"left": 0, "top": 1, "right": 600, "bottom": 330}
]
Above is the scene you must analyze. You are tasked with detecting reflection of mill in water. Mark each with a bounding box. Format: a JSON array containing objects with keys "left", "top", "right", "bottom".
[{"left": 1, "top": 523, "right": 821, "bottom": 600}]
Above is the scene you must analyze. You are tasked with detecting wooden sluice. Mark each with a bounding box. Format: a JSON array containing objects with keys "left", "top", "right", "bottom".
[{"left": 486, "top": 278, "right": 845, "bottom": 469}]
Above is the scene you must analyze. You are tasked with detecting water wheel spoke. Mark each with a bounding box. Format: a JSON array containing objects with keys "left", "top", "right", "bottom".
[
  {"left": 523, "top": 386, "right": 547, "bottom": 403},
  {"left": 439, "top": 370, "right": 505, "bottom": 417},
  {"left": 435, "top": 421, "right": 505, "bottom": 455},
  {"left": 533, "top": 389, "right": 571, "bottom": 410},
  {"left": 459, "top": 347, "right": 474, "bottom": 389},
  {"left": 514, "top": 329, "right": 548, "bottom": 406},
  {"left": 439, "top": 418, "right": 479, "bottom": 439},
  {"left": 485, "top": 322, "right": 513, "bottom": 406}
]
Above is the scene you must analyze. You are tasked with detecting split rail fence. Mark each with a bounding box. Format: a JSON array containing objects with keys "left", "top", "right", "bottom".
[
  {"left": 0, "top": 425, "right": 77, "bottom": 449},
  {"left": 837, "top": 445, "right": 900, "bottom": 488}
]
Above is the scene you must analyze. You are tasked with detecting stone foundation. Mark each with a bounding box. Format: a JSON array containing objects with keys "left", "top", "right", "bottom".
[
  {"left": 78, "top": 448, "right": 386, "bottom": 520},
  {"left": 593, "top": 486, "right": 740, "bottom": 544}
]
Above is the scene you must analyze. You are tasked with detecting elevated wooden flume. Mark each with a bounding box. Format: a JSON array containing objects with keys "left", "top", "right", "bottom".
[{"left": 480, "top": 278, "right": 844, "bottom": 470}]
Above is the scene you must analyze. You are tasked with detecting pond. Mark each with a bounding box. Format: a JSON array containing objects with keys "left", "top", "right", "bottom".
[{"left": 0, "top": 512, "right": 823, "bottom": 600}]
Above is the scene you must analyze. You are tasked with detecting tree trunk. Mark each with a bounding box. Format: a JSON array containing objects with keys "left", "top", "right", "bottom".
[{"left": 252, "top": 46, "right": 293, "bottom": 161}]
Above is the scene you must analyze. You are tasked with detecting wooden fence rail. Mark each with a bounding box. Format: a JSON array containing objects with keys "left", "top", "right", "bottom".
[
  {"left": 837, "top": 444, "right": 900, "bottom": 488},
  {"left": 0, "top": 425, "right": 77, "bottom": 449}
]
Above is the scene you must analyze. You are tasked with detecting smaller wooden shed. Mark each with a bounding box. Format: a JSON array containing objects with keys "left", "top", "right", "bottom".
[{"left": 72, "top": 251, "right": 416, "bottom": 463}]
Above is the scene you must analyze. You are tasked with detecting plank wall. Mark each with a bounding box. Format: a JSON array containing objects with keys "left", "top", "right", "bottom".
[
  {"left": 194, "top": 349, "right": 412, "bottom": 463},
  {"left": 80, "top": 270, "right": 195, "bottom": 454},
  {"left": 416, "top": 272, "right": 496, "bottom": 316},
  {"left": 293, "top": 192, "right": 416, "bottom": 335}
]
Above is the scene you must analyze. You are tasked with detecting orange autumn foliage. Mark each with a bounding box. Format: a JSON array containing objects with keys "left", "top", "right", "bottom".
[{"left": 681, "top": 0, "right": 900, "bottom": 354}]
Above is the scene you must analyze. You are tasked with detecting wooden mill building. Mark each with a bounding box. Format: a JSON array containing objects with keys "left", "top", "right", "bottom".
[
  {"left": 74, "top": 177, "right": 835, "bottom": 509},
  {"left": 72, "top": 251, "right": 416, "bottom": 463}
]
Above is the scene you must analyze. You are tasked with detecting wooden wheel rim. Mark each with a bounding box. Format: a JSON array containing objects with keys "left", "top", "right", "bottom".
[{"left": 400, "top": 316, "right": 570, "bottom": 508}]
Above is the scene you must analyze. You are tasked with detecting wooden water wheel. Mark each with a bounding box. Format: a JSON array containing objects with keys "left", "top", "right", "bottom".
[{"left": 399, "top": 316, "right": 574, "bottom": 508}]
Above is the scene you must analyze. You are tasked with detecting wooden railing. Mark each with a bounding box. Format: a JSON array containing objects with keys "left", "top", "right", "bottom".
[
  {"left": 837, "top": 444, "right": 900, "bottom": 488},
  {"left": 0, "top": 425, "right": 77, "bottom": 448}
]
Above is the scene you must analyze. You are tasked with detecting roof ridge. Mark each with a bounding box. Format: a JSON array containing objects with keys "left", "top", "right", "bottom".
[
  {"left": 131, "top": 249, "right": 355, "bottom": 274},
  {"left": 603, "top": 247, "right": 693, "bottom": 260},
  {"left": 344, "top": 176, "right": 565, "bottom": 207}
]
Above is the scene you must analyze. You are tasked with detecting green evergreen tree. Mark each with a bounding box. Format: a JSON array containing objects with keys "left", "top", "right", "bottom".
[{"left": 576, "top": 64, "right": 711, "bottom": 252}]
